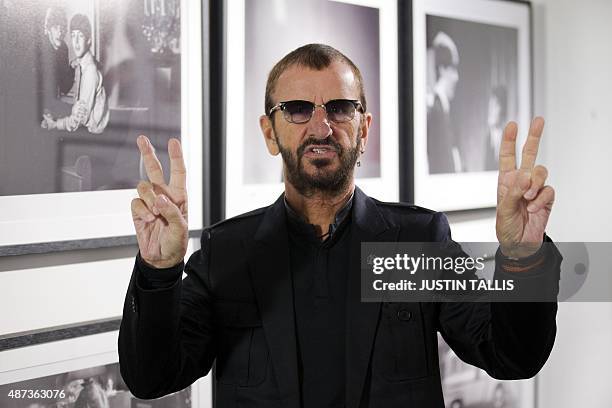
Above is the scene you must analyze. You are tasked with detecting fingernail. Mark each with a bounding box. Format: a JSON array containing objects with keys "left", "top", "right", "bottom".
[
  {"left": 147, "top": 214, "right": 156, "bottom": 222},
  {"left": 527, "top": 203, "right": 537, "bottom": 212},
  {"left": 524, "top": 189, "right": 536, "bottom": 199},
  {"left": 152, "top": 205, "right": 160, "bottom": 215}
]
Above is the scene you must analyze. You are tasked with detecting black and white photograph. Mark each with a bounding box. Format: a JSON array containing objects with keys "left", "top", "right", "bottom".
[
  {"left": 0, "top": 0, "right": 204, "bottom": 250},
  {"left": 0, "top": 362, "right": 191, "bottom": 408},
  {"left": 0, "top": 331, "right": 212, "bottom": 408},
  {"left": 224, "top": 0, "right": 398, "bottom": 217},
  {"left": 404, "top": 0, "right": 531, "bottom": 211},
  {"left": 1, "top": 0, "right": 181, "bottom": 195},
  {"left": 426, "top": 16, "right": 519, "bottom": 175},
  {"left": 438, "top": 335, "right": 534, "bottom": 408}
]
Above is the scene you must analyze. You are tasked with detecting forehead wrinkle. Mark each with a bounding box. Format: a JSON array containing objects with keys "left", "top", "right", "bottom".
[{"left": 273, "top": 63, "right": 360, "bottom": 104}]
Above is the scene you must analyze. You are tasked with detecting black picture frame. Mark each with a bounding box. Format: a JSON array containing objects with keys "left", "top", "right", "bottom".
[{"left": 399, "top": 0, "right": 534, "bottom": 212}]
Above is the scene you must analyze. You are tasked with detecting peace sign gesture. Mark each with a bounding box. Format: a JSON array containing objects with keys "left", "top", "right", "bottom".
[
  {"left": 131, "top": 135, "right": 189, "bottom": 268},
  {"left": 496, "top": 117, "right": 555, "bottom": 258}
]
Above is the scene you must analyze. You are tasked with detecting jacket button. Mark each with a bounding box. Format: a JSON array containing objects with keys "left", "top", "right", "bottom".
[{"left": 397, "top": 309, "right": 412, "bottom": 321}]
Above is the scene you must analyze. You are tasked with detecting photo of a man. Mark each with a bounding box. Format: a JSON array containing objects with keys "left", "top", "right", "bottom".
[
  {"left": 425, "top": 15, "right": 519, "bottom": 175},
  {"left": 39, "top": 6, "right": 74, "bottom": 112},
  {"left": 0, "top": 0, "right": 180, "bottom": 195},
  {"left": 40, "top": 13, "right": 110, "bottom": 134},
  {"left": 427, "top": 31, "right": 462, "bottom": 174},
  {"left": 0, "top": 362, "right": 191, "bottom": 408},
  {"left": 484, "top": 85, "right": 508, "bottom": 171}
]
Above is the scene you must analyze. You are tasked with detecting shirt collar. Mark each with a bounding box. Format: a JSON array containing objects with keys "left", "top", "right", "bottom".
[
  {"left": 284, "top": 190, "right": 354, "bottom": 241},
  {"left": 76, "top": 51, "right": 95, "bottom": 68}
]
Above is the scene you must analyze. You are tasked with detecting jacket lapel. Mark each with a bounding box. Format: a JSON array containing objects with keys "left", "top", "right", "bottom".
[
  {"left": 248, "top": 195, "right": 300, "bottom": 408},
  {"left": 247, "top": 188, "right": 399, "bottom": 408},
  {"left": 346, "top": 187, "right": 399, "bottom": 408}
]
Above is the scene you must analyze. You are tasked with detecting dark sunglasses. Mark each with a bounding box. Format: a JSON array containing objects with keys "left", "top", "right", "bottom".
[{"left": 268, "top": 99, "right": 364, "bottom": 124}]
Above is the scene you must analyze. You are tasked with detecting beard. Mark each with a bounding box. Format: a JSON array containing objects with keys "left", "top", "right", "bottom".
[{"left": 276, "top": 131, "right": 361, "bottom": 198}]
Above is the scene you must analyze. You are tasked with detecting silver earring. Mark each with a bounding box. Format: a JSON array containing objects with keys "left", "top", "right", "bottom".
[{"left": 357, "top": 150, "right": 365, "bottom": 167}]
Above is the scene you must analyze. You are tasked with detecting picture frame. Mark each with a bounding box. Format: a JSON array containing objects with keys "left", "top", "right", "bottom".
[
  {"left": 0, "top": 330, "right": 213, "bottom": 407},
  {"left": 223, "top": 0, "right": 399, "bottom": 218},
  {"left": 0, "top": 0, "right": 207, "bottom": 255},
  {"left": 399, "top": 0, "right": 533, "bottom": 211}
]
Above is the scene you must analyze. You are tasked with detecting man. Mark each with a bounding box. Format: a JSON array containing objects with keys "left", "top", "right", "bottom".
[
  {"left": 41, "top": 14, "right": 109, "bottom": 134},
  {"left": 484, "top": 85, "right": 508, "bottom": 171},
  {"left": 39, "top": 7, "right": 74, "bottom": 113},
  {"left": 427, "top": 31, "right": 462, "bottom": 174},
  {"left": 119, "top": 44, "right": 559, "bottom": 407}
]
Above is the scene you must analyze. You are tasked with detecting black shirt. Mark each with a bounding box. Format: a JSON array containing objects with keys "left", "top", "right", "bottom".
[
  {"left": 137, "top": 194, "right": 355, "bottom": 408},
  {"left": 284, "top": 195, "right": 353, "bottom": 408}
]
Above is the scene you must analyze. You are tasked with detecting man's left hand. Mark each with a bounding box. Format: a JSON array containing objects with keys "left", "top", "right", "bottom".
[{"left": 496, "top": 117, "right": 554, "bottom": 258}]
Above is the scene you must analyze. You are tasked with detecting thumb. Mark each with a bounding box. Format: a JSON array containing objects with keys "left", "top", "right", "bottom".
[{"left": 156, "top": 194, "right": 186, "bottom": 227}]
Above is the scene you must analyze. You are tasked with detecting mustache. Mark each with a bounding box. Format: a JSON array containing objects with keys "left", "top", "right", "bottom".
[{"left": 297, "top": 137, "right": 342, "bottom": 157}]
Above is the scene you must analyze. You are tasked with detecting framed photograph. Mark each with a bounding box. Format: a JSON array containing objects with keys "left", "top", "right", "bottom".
[
  {"left": 437, "top": 334, "right": 535, "bottom": 408},
  {"left": 400, "top": 0, "right": 532, "bottom": 211},
  {"left": 0, "top": 330, "right": 212, "bottom": 407},
  {"left": 0, "top": 0, "right": 204, "bottom": 253},
  {"left": 224, "top": 0, "right": 399, "bottom": 218}
]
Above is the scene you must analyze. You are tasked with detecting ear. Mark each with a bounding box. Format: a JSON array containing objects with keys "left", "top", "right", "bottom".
[
  {"left": 358, "top": 112, "right": 372, "bottom": 154},
  {"left": 259, "top": 114, "right": 280, "bottom": 156}
]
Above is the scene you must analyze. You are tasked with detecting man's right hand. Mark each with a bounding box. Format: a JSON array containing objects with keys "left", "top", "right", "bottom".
[{"left": 132, "top": 135, "right": 189, "bottom": 269}]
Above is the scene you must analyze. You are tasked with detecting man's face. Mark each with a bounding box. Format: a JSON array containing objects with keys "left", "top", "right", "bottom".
[
  {"left": 262, "top": 61, "right": 371, "bottom": 197},
  {"left": 439, "top": 64, "right": 459, "bottom": 100},
  {"left": 488, "top": 95, "right": 502, "bottom": 127},
  {"left": 71, "top": 29, "right": 89, "bottom": 58},
  {"left": 47, "top": 25, "right": 64, "bottom": 49}
]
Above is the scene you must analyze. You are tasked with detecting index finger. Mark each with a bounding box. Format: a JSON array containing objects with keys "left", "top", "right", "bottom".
[
  {"left": 137, "top": 135, "right": 165, "bottom": 185},
  {"left": 168, "top": 138, "right": 186, "bottom": 190},
  {"left": 520, "top": 117, "right": 545, "bottom": 171},
  {"left": 498, "top": 121, "right": 518, "bottom": 172}
]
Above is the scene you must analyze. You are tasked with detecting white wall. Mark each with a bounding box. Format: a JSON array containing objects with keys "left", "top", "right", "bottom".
[
  {"left": 531, "top": 1, "right": 612, "bottom": 407},
  {"left": 0, "top": 239, "right": 200, "bottom": 335}
]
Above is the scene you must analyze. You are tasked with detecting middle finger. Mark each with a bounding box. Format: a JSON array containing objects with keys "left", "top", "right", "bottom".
[
  {"left": 520, "top": 117, "right": 545, "bottom": 171},
  {"left": 168, "top": 138, "right": 187, "bottom": 191}
]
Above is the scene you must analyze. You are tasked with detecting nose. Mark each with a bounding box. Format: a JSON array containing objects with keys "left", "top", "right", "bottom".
[{"left": 308, "top": 105, "right": 332, "bottom": 139}]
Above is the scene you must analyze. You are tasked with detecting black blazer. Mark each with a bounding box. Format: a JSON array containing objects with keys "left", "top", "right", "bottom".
[{"left": 119, "top": 186, "right": 559, "bottom": 408}]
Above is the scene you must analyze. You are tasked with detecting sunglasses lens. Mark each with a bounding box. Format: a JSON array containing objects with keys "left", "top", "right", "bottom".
[
  {"left": 326, "top": 100, "right": 357, "bottom": 122},
  {"left": 282, "top": 101, "right": 313, "bottom": 123}
]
